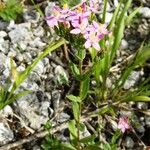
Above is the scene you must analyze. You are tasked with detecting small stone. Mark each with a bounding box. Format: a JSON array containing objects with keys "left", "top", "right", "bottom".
[
  {"left": 33, "top": 26, "right": 45, "bottom": 37},
  {"left": 0, "top": 105, "right": 13, "bottom": 117},
  {"left": 33, "top": 60, "right": 45, "bottom": 76},
  {"left": 137, "top": 102, "right": 148, "bottom": 110},
  {"left": 121, "top": 39, "right": 129, "bottom": 50},
  {"left": 30, "top": 37, "right": 46, "bottom": 48},
  {"left": 17, "top": 65, "right": 25, "bottom": 72},
  {"left": 19, "top": 42, "right": 27, "bottom": 51},
  {"left": 23, "top": 10, "right": 40, "bottom": 23},
  {"left": 0, "top": 31, "right": 7, "bottom": 38},
  {"left": 40, "top": 101, "right": 50, "bottom": 117},
  {"left": 105, "top": 12, "right": 113, "bottom": 23},
  {"left": 140, "top": 7, "right": 150, "bottom": 18},
  {"left": 0, "top": 21, "right": 9, "bottom": 30},
  {"left": 0, "top": 38, "right": 9, "bottom": 53},
  {"left": 52, "top": 90, "right": 61, "bottom": 111},
  {"left": 0, "top": 122, "right": 14, "bottom": 145},
  {"left": 123, "top": 71, "right": 141, "bottom": 89},
  {"left": 124, "top": 136, "right": 134, "bottom": 148},
  {"left": 54, "top": 65, "right": 68, "bottom": 85},
  {"left": 58, "top": 112, "right": 70, "bottom": 123},
  {"left": 145, "top": 116, "right": 150, "bottom": 127},
  {"left": 136, "top": 125, "right": 145, "bottom": 133}
]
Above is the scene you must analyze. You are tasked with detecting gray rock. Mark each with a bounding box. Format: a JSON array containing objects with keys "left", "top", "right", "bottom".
[
  {"left": 23, "top": 52, "right": 32, "bottom": 63},
  {"left": 137, "top": 102, "right": 148, "bottom": 110},
  {"left": 29, "top": 37, "right": 46, "bottom": 48},
  {"left": 9, "top": 27, "right": 33, "bottom": 44},
  {"left": 140, "top": 7, "right": 150, "bottom": 18},
  {"left": 54, "top": 65, "right": 68, "bottom": 85},
  {"left": 21, "top": 80, "right": 39, "bottom": 91},
  {"left": 0, "top": 122, "right": 14, "bottom": 145},
  {"left": 0, "top": 105, "right": 13, "bottom": 117},
  {"left": 136, "top": 125, "right": 145, "bottom": 133},
  {"left": 0, "top": 31, "right": 7, "bottom": 38},
  {"left": 33, "top": 26, "right": 45, "bottom": 37},
  {"left": 23, "top": 10, "right": 40, "bottom": 23},
  {"left": 121, "top": 39, "right": 129, "bottom": 50},
  {"left": 33, "top": 60, "right": 45, "bottom": 76},
  {"left": 40, "top": 101, "right": 50, "bottom": 117},
  {"left": 17, "top": 65, "right": 26, "bottom": 72},
  {"left": 58, "top": 112, "right": 70, "bottom": 123},
  {"left": 145, "top": 116, "right": 150, "bottom": 127},
  {"left": 52, "top": 90, "right": 61, "bottom": 111},
  {"left": 0, "top": 38, "right": 9, "bottom": 54},
  {"left": 0, "top": 21, "right": 9, "bottom": 30},
  {"left": 16, "top": 93, "right": 50, "bottom": 129},
  {"left": 123, "top": 71, "right": 141, "bottom": 89},
  {"left": 124, "top": 136, "right": 134, "bottom": 148},
  {"left": 105, "top": 12, "right": 113, "bottom": 23}
]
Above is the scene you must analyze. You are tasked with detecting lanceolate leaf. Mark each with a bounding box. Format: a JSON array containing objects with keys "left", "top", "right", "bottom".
[
  {"left": 73, "top": 102, "right": 80, "bottom": 121},
  {"left": 68, "top": 120, "right": 77, "bottom": 139},
  {"left": 126, "top": 96, "right": 150, "bottom": 102},
  {"left": 80, "top": 77, "right": 90, "bottom": 100},
  {"left": 66, "top": 95, "right": 81, "bottom": 102}
]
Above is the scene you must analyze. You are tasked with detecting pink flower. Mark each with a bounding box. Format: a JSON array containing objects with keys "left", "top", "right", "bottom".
[
  {"left": 46, "top": 5, "right": 71, "bottom": 28},
  {"left": 88, "top": 0, "right": 102, "bottom": 13},
  {"left": 70, "top": 15, "right": 89, "bottom": 34},
  {"left": 83, "top": 21, "right": 108, "bottom": 50},
  {"left": 117, "top": 116, "right": 130, "bottom": 133},
  {"left": 46, "top": 6, "right": 62, "bottom": 27},
  {"left": 83, "top": 25, "right": 100, "bottom": 50}
]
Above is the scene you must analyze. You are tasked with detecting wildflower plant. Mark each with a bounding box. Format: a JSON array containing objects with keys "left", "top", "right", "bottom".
[{"left": 44, "top": 0, "right": 150, "bottom": 149}]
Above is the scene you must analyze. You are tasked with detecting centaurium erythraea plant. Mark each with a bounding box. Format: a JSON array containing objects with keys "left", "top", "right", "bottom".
[{"left": 46, "top": 1, "right": 108, "bottom": 51}]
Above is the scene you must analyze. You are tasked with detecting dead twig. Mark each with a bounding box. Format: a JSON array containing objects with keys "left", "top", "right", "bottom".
[{"left": 0, "top": 111, "right": 94, "bottom": 150}]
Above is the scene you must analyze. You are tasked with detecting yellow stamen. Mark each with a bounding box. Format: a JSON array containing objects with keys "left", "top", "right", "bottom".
[{"left": 63, "top": 3, "right": 68, "bottom": 9}]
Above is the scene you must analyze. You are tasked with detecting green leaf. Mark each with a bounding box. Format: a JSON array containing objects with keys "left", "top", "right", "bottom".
[
  {"left": 61, "top": 143, "right": 77, "bottom": 150},
  {"left": 102, "top": 0, "right": 108, "bottom": 23},
  {"left": 110, "top": 0, "right": 132, "bottom": 62},
  {"left": 80, "top": 77, "right": 90, "bottom": 100},
  {"left": 76, "top": 48, "right": 86, "bottom": 61},
  {"left": 89, "top": 48, "right": 97, "bottom": 61},
  {"left": 78, "top": 123, "right": 85, "bottom": 132},
  {"left": 134, "top": 43, "right": 150, "bottom": 67},
  {"left": 72, "top": 102, "right": 80, "bottom": 121},
  {"left": 85, "top": 145, "right": 100, "bottom": 150},
  {"left": 66, "top": 95, "right": 81, "bottom": 103},
  {"left": 125, "top": 7, "right": 141, "bottom": 25},
  {"left": 10, "top": 59, "right": 19, "bottom": 83},
  {"left": 5, "top": 90, "right": 31, "bottom": 106},
  {"left": 69, "top": 61, "right": 80, "bottom": 78},
  {"left": 80, "top": 135, "right": 96, "bottom": 144},
  {"left": 108, "top": 1, "right": 122, "bottom": 30},
  {"left": 126, "top": 96, "right": 150, "bottom": 102},
  {"left": 111, "top": 130, "right": 121, "bottom": 145},
  {"left": 68, "top": 120, "right": 77, "bottom": 139}
]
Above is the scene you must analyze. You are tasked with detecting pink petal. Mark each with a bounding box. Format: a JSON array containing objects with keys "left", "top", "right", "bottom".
[
  {"left": 84, "top": 40, "right": 91, "bottom": 49},
  {"left": 70, "top": 28, "right": 81, "bottom": 34},
  {"left": 92, "top": 42, "right": 100, "bottom": 50}
]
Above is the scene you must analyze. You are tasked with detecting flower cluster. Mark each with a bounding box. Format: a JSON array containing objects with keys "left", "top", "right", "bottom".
[
  {"left": 46, "top": 0, "right": 108, "bottom": 51},
  {"left": 117, "top": 116, "right": 130, "bottom": 133}
]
